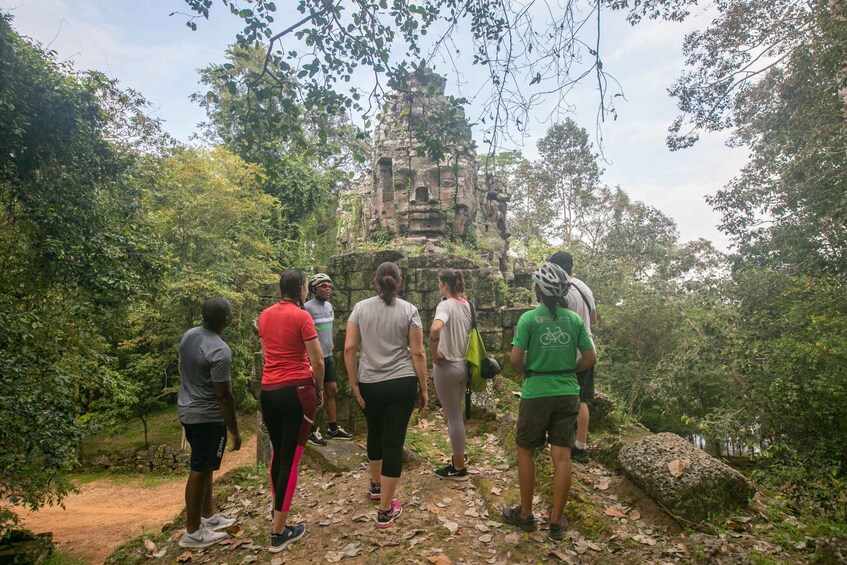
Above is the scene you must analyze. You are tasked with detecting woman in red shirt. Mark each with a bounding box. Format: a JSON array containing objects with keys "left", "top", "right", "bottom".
[{"left": 258, "top": 269, "right": 325, "bottom": 552}]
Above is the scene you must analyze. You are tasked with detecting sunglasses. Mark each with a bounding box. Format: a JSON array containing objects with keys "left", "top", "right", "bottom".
[{"left": 316, "top": 283, "right": 333, "bottom": 290}]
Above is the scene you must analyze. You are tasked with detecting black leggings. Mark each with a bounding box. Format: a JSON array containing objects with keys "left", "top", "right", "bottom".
[
  {"left": 261, "top": 384, "right": 317, "bottom": 512},
  {"left": 359, "top": 376, "right": 418, "bottom": 478}
]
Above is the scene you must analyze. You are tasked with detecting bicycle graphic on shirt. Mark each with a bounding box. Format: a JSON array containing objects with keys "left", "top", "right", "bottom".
[{"left": 539, "top": 327, "right": 571, "bottom": 346}]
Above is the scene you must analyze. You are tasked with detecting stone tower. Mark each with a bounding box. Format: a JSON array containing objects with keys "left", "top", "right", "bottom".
[{"left": 339, "top": 67, "right": 512, "bottom": 277}]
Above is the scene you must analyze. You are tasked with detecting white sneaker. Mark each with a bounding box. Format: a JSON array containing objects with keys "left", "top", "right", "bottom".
[
  {"left": 178, "top": 526, "right": 228, "bottom": 548},
  {"left": 202, "top": 513, "right": 236, "bottom": 531}
]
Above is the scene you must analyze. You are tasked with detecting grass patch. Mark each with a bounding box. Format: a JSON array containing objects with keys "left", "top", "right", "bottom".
[
  {"left": 68, "top": 470, "right": 183, "bottom": 489},
  {"left": 81, "top": 406, "right": 257, "bottom": 458},
  {"left": 44, "top": 550, "right": 89, "bottom": 565}
]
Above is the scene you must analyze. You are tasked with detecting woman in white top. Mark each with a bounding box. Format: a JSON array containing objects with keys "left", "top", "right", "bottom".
[
  {"left": 344, "top": 262, "right": 429, "bottom": 528},
  {"left": 430, "top": 269, "right": 472, "bottom": 480}
]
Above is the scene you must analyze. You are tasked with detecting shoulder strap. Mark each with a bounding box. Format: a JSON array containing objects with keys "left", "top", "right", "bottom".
[
  {"left": 468, "top": 300, "right": 478, "bottom": 329},
  {"left": 570, "top": 282, "right": 592, "bottom": 311}
]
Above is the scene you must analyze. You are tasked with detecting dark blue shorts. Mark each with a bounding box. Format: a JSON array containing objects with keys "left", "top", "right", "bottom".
[
  {"left": 577, "top": 366, "right": 595, "bottom": 404},
  {"left": 182, "top": 421, "right": 227, "bottom": 472}
]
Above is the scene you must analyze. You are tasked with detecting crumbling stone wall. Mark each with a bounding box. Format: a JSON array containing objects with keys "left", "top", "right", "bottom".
[
  {"left": 252, "top": 249, "right": 529, "bottom": 462},
  {"left": 82, "top": 445, "right": 189, "bottom": 474}
]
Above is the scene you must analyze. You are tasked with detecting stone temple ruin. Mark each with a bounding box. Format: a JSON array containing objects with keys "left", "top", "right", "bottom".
[
  {"left": 338, "top": 68, "right": 512, "bottom": 277},
  {"left": 254, "top": 69, "right": 526, "bottom": 453}
]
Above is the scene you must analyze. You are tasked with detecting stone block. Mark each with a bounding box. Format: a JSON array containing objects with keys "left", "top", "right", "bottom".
[
  {"left": 419, "top": 291, "right": 441, "bottom": 312},
  {"left": 350, "top": 290, "right": 373, "bottom": 309},
  {"left": 619, "top": 432, "right": 756, "bottom": 523},
  {"left": 0, "top": 532, "right": 53, "bottom": 564},
  {"left": 304, "top": 440, "right": 366, "bottom": 473},
  {"left": 481, "top": 330, "right": 503, "bottom": 352},
  {"left": 331, "top": 290, "right": 350, "bottom": 312},
  {"left": 406, "top": 254, "right": 478, "bottom": 270},
  {"left": 348, "top": 270, "right": 374, "bottom": 290}
]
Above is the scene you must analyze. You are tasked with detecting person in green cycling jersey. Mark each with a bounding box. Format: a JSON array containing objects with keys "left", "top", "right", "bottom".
[{"left": 502, "top": 262, "right": 596, "bottom": 541}]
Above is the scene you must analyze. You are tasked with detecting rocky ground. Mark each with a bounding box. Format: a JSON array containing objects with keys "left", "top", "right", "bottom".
[{"left": 106, "top": 412, "right": 814, "bottom": 564}]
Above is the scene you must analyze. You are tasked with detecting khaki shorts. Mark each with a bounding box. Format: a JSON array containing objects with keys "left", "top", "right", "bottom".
[{"left": 516, "top": 395, "right": 580, "bottom": 449}]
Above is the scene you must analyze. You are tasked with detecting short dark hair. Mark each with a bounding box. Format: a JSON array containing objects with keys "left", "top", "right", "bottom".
[
  {"left": 202, "top": 296, "right": 232, "bottom": 330},
  {"left": 549, "top": 251, "right": 573, "bottom": 275}
]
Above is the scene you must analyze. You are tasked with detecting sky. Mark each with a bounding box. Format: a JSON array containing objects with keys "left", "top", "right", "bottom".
[{"left": 1, "top": 0, "right": 747, "bottom": 250}]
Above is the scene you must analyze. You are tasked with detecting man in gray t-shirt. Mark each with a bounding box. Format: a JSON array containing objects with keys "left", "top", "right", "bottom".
[
  {"left": 304, "top": 273, "right": 353, "bottom": 443},
  {"left": 549, "top": 251, "right": 598, "bottom": 465},
  {"left": 176, "top": 297, "right": 241, "bottom": 549}
]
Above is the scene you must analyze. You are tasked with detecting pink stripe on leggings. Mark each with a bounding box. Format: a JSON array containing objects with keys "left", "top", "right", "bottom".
[{"left": 281, "top": 445, "right": 305, "bottom": 512}]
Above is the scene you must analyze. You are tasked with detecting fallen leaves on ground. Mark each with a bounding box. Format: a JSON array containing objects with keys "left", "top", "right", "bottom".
[
  {"left": 603, "top": 506, "right": 627, "bottom": 518},
  {"left": 426, "top": 554, "right": 453, "bottom": 565},
  {"left": 668, "top": 458, "right": 686, "bottom": 477},
  {"left": 176, "top": 551, "right": 193, "bottom": 562}
]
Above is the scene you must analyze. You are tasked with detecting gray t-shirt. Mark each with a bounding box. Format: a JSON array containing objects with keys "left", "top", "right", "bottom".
[
  {"left": 304, "top": 298, "right": 334, "bottom": 357},
  {"left": 177, "top": 326, "right": 232, "bottom": 424},
  {"left": 348, "top": 296, "right": 422, "bottom": 383},
  {"left": 433, "top": 297, "right": 472, "bottom": 361}
]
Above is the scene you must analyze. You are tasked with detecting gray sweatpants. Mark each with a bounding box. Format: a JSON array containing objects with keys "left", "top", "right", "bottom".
[{"left": 433, "top": 360, "right": 469, "bottom": 462}]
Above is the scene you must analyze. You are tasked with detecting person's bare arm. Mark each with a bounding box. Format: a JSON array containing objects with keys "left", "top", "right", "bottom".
[
  {"left": 510, "top": 346, "right": 525, "bottom": 375},
  {"left": 429, "top": 319, "right": 447, "bottom": 365},
  {"left": 574, "top": 348, "right": 596, "bottom": 372},
  {"left": 590, "top": 308, "right": 598, "bottom": 327},
  {"left": 344, "top": 321, "right": 365, "bottom": 409},
  {"left": 305, "top": 338, "right": 325, "bottom": 406},
  {"left": 409, "top": 327, "right": 429, "bottom": 412},
  {"left": 212, "top": 381, "right": 241, "bottom": 451}
]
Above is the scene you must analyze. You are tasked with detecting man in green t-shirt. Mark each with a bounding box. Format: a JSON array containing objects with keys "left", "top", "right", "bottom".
[{"left": 502, "top": 262, "right": 596, "bottom": 541}]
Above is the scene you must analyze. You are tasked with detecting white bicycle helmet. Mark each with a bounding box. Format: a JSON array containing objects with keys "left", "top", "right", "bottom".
[
  {"left": 309, "top": 273, "right": 332, "bottom": 290},
  {"left": 532, "top": 262, "right": 570, "bottom": 298}
]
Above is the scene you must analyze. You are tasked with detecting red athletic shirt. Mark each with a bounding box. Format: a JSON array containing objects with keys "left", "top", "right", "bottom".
[{"left": 258, "top": 300, "right": 318, "bottom": 387}]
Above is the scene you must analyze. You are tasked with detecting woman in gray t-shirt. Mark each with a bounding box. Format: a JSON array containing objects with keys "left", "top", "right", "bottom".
[
  {"left": 344, "top": 262, "right": 429, "bottom": 529},
  {"left": 430, "top": 269, "right": 472, "bottom": 481}
]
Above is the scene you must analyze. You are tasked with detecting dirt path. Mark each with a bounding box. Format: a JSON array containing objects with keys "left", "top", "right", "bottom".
[
  {"left": 18, "top": 436, "right": 258, "bottom": 565},
  {"left": 106, "top": 413, "right": 808, "bottom": 564}
]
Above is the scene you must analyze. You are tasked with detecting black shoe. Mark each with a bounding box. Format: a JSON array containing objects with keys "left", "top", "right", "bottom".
[
  {"left": 548, "top": 516, "right": 568, "bottom": 540},
  {"left": 501, "top": 505, "right": 538, "bottom": 532},
  {"left": 435, "top": 463, "right": 469, "bottom": 481},
  {"left": 571, "top": 446, "right": 589, "bottom": 463},
  {"left": 444, "top": 453, "right": 470, "bottom": 466},
  {"left": 308, "top": 430, "right": 327, "bottom": 446},
  {"left": 326, "top": 426, "right": 353, "bottom": 440},
  {"left": 269, "top": 524, "right": 305, "bottom": 553},
  {"left": 368, "top": 481, "right": 381, "bottom": 501}
]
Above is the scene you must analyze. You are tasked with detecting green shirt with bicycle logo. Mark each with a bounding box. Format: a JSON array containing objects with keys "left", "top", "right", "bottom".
[{"left": 512, "top": 305, "right": 594, "bottom": 399}]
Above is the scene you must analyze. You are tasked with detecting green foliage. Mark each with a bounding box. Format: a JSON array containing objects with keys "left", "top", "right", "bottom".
[
  {"left": 193, "top": 44, "right": 364, "bottom": 267},
  {"left": 180, "top": 0, "right": 699, "bottom": 152},
  {"left": 116, "top": 148, "right": 279, "bottom": 432},
  {"left": 0, "top": 15, "right": 164, "bottom": 532}
]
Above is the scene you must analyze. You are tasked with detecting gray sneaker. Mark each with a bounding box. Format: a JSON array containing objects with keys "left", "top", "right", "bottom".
[
  {"left": 501, "top": 505, "right": 538, "bottom": 532},
  {"left": 548, "top": 516, "right": 568, "bottom": 540},
  {"left": 201, "top": 513, "right": 236, "bottom": 531},
  {"left": 179, "top": 526, "right": 228, "bottom": 548}
]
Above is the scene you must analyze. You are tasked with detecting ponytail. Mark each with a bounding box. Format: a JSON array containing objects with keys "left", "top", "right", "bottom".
[
  {"left": 375, "top": 262, "right": 401, "bottom": 305},
  {"left": 438, "top": 269, "right": 465, "bottom": 297}
]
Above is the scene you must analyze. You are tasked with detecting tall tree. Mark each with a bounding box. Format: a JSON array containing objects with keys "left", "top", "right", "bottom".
[
  {"left": 116, "top": 147, "right": 279, "bottom": 442},
  {"left": 0, "top": 14, "right": 162, "bottom": 529},
  {"left": 193, "top": 44, "right": 367, "bottom": 266}
]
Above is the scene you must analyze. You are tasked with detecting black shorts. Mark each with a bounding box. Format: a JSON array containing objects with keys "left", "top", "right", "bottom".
[
  {"left": 323, "top": 355, "right": 337, "bottom": 384},
  {"left": 577, "top": 366, "right": 595, "bottom": 405},
  {"left": 183, "top": 421, "right": 227, "bottom": 472}
]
